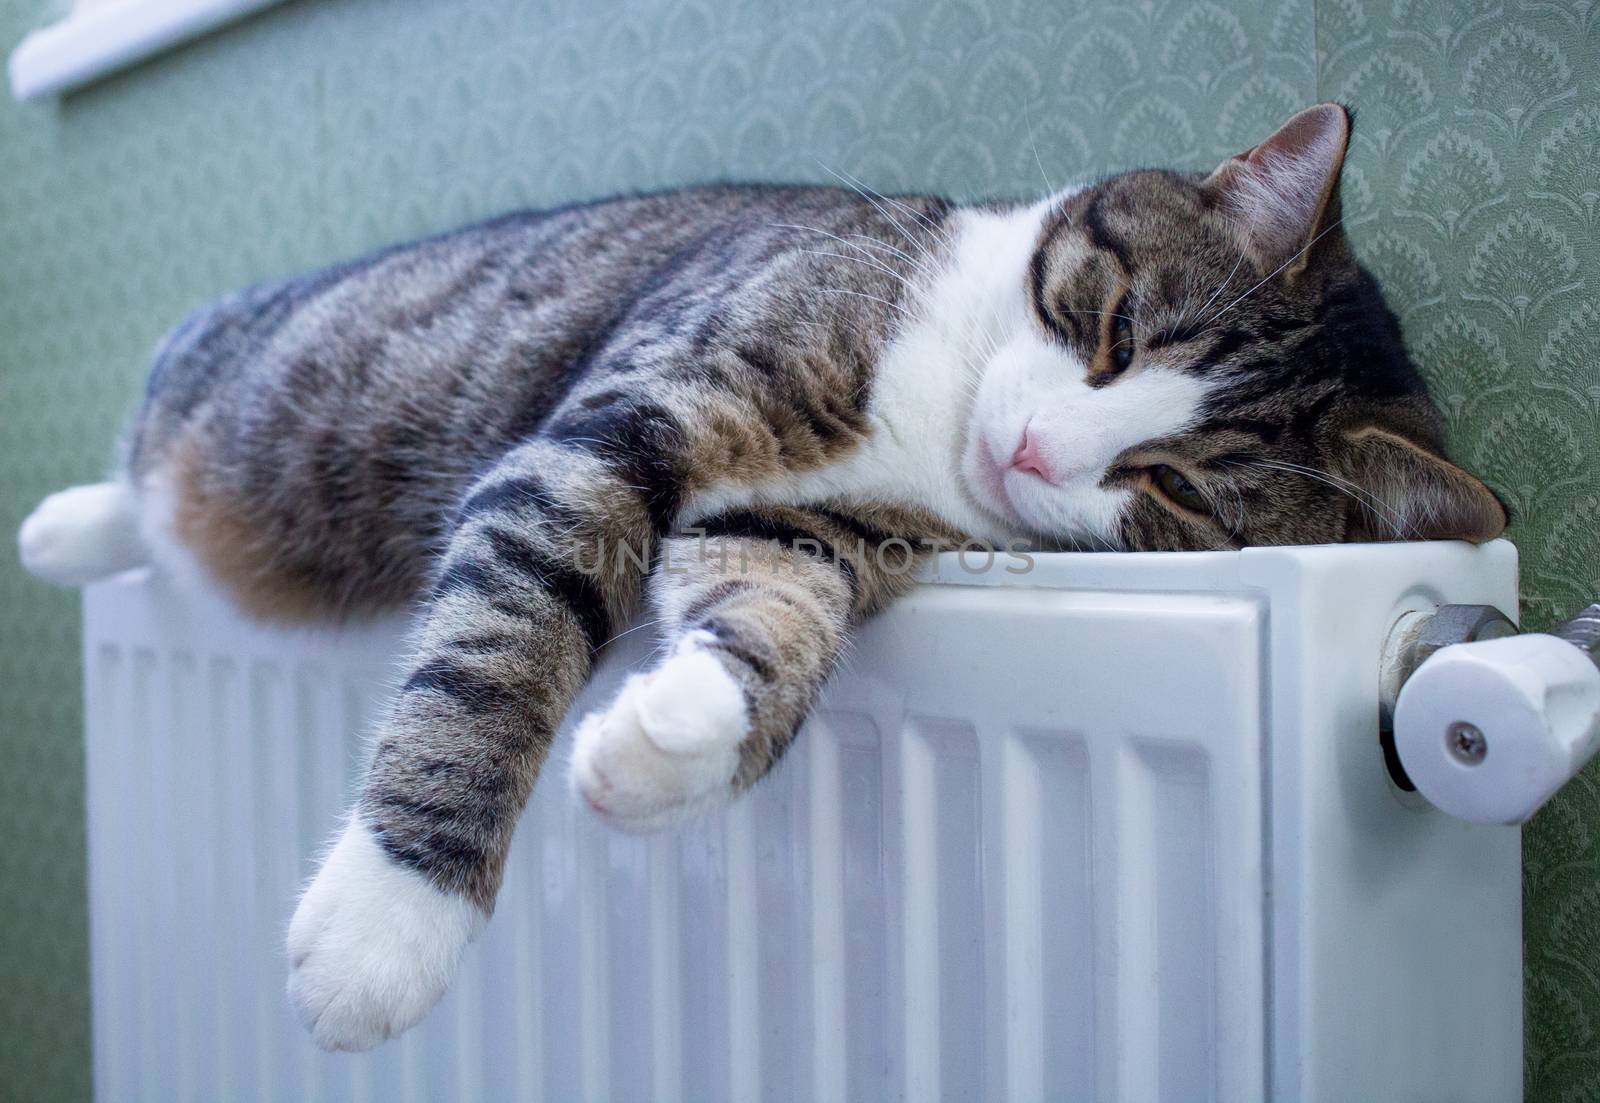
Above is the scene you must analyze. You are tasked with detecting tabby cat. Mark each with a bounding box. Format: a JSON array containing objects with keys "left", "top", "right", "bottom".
[{"left": 17, "top": 104, "right": 1506, "bottom": 1050}]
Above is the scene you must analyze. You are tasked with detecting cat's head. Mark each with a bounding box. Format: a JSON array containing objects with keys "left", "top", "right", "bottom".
[{"left": 962, "top": 103, "right": 1507, "bottom": 551}]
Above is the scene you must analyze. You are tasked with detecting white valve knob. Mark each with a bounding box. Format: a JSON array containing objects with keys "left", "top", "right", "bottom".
[{"left": 1394, "top": 633, "right": 1600, "bottom": 824}]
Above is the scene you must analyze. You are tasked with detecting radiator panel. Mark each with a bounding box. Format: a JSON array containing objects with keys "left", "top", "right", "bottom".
[{"left": 82, "top": 543, "right": 1524, "bottom": 1102}]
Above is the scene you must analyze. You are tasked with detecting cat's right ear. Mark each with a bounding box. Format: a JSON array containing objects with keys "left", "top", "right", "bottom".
[{"left": 1203, "top": 103, "right": 1351, "bottom": 277}]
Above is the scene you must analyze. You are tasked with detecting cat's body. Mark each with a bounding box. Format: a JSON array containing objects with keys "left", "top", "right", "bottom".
[
  {"left": 18, "top": 106, "right": 1507, "bottom": 1051},
  {"left": 122, "top": 185, "right": 960, "bottom": 617}
]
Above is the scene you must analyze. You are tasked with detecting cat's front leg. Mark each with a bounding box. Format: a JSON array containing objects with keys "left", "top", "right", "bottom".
[
  {"left": 572, "top": 504, "right": 935, "bottom": 831},
  {"left": 288, "top": 437, "right": 652, "bottom": 1050}
]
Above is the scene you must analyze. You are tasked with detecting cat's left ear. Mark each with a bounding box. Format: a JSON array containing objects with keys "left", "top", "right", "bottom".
[
  {"left": 1204, "top": 103, "right": 1351, "bottom": 276},
  {"left": 1336, "top": 426, "right": 1508, "bottom": 543}
]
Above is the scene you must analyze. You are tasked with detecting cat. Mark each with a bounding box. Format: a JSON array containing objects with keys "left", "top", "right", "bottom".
[{"left": 17, "top": 104, "right": 1506, "bottom": 1051}]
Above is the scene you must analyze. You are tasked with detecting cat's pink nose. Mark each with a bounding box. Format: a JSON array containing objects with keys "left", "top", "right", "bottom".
[{"left": 1010, "top": 425, "right": 1054, "bottom": 483}]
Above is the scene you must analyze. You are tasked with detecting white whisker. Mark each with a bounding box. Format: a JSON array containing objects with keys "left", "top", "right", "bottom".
[
  {"left": 1230, "top": 456, "right": 1414, "bottom": 538},
  {"left": 797, "top": 248, "right": 916, "bottom": 292},
  {"left": 825, "top": 162, "right": 949, "bottom": 240},
  {"left": 843, "top": 233, "right": 942, "bottom": 282},
  {"left": 1203, "top": 218, "right": 1346, "bottom": 329},
  {"left": 816, "top": 287, "right": 916, "bottom": 319},
  {"left": 1180, "top": 223, "right": 1256, "bottom": 332},
  {"left": 1023, "top": 97, "right": 1055, "bottom": 195}
]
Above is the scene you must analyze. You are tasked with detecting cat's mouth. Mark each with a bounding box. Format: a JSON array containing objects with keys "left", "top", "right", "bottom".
[{"left": 969, "top": 432, "right": 1029, "bottom": 529}]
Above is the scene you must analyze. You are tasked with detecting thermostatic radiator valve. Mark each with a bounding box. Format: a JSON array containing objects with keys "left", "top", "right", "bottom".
[{"left": 1382, "top": 602, "right": 1600, "bottom": 824}]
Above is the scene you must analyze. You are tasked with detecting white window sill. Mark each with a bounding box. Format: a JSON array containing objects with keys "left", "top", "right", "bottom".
[{"left": 9, "top": 0, "right": 288, "bottom": 101}]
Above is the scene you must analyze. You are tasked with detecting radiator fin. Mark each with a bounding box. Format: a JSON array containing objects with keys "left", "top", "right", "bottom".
[{"left": 83, "top": 575, "right": 1267, "bottom": 1102}]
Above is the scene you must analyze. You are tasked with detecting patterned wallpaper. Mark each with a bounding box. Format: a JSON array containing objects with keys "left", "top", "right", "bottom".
[
  {"left": 1316, "top": 6, "right": 1600, "bottom": 1100},
  {"left": 0, "top": 0, "right": 1593, "bottom": 1099}
]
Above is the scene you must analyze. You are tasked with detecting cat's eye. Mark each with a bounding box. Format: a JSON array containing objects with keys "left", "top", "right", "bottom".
[
  {"left": 1110, "top": 314, "right": 1135, "bottom": 371},
  {"left": 1150, "top": 464, "right": 1207, "bottom": 512}
]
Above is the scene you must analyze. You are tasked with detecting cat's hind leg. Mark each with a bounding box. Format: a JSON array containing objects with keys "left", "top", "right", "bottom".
[
  {"left": 17, "top": 481, "right": 149, "bottom": 586},
  {"left": 571, "top": 505, "right": 933, "bottom": 832}
]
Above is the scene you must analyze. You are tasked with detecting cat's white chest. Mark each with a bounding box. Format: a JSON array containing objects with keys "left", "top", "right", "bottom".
[
  {"left": 683, "top": 314, "right": 1003, "bottom": 542},
  {"left": 684, "top": 202, "right": 1050, "bottom": 544},
  {"left": 682, "top": 390, "right": 988, "bottom": 541},
  {"left": 827, "top": 316, "right": 1009, "bottom": 539}
]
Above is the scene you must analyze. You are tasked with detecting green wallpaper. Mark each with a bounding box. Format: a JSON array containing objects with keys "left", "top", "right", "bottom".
[{"left": 0, "top": 0, "right": 1593, "bottom": 1099}]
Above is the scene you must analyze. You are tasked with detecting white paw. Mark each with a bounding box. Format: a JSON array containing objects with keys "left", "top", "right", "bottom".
[
  {"left": 18, "top": 482, "right": 146, "bottom": 586},
  {"left": 287, "top": 820, "right": 483, "bottom": 1052},
  {"left": 570, "top": 639, "right": 749, "bottom": 832}
]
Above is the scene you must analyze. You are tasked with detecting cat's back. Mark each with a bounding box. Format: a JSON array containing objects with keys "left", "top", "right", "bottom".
[{"left": 129, "top": 186, "right": 801, "bottom": 472}]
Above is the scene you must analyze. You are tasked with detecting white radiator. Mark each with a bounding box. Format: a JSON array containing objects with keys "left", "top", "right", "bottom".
[{"left": 82, "top": 541, "right": 1524, "bottom": 1102}]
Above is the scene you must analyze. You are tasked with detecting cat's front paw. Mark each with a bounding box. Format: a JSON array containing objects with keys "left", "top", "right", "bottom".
[
  {"left": 287, "top": 820, "right": 483, "bottom": 1051},
  {"left": 571, "top": 638, "right": 749, "bottom": 831}
]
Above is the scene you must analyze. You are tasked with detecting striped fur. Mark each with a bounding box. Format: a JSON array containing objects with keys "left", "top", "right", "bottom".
[{"left": 571, "top": 503, "right": 945, "bottom": 831}]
